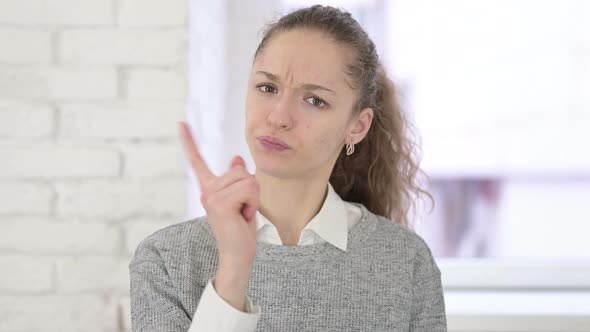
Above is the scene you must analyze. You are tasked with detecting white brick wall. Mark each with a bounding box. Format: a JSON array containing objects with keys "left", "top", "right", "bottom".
[
  {"left": 0, "top": 146, "right": 120, "bottom": 178},
  {"left": 0, "top": 256, "right": 53, "bottom": 293},
  {"left": 0, "top": 66, "right": 118, "bottom": 100},
  {"left": 58, "top": 102, "right": 184, "bottom": 139},
  {"left": 0, "top": 101, "right": 54, "bottom": 138},
  {"left": 0, "top": 0, "right": 189, "bottom": 330},
  {"left": 0, "top": 182, "right": 53, "bottom": 215},
  {"left": 127, "top": 69, "right": 186, "bottom": 99},
  {"left": 0, "top": 296, "right": 119, "bottom": 332},
  {"left": 0, "top": 219, "right": 122, "bottom": 254},
  {"left": 118, "top": 0, "right": 187, "bottom": 27},
  {"left": 0, "top": 29, "right": 52, "bottom": 64},
  {"left": 60, "top": 29, "right": 185, "bottom": 65},
  {"left": 0, "top": 0, "right": 113, "bottom": 25}
]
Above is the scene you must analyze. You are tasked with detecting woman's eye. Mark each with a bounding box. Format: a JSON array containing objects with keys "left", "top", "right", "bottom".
[
  {"left": 256, "top": 84, "right": 276, "bottom": 93},
  {"left": 306, "top": 96, "right": 327, "bottom": 108}
]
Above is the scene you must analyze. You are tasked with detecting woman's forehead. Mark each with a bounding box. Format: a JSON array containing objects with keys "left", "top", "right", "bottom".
[{"left": 253, "top": 30, "right": 353, "bottom": 90}]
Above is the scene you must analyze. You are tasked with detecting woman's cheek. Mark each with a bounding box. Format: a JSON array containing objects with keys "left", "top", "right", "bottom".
[{"left": 313, "top": 134, "right": 335, "bottom": 155}]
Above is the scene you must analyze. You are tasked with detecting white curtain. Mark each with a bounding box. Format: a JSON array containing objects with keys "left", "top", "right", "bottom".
[{"left": 185, "top": 0, "right": 282, "bottom": 220}]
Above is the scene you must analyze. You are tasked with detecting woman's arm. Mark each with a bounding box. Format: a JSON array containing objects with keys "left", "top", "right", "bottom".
[
  {"left": 129, "top": 237, "right": 192, "bottom": 332},
  {"left": 409, "top": 236, "right": 448, "bottom": 332},
  {"left": 129, "top": 235, "right": 260, "bottom": 332}
]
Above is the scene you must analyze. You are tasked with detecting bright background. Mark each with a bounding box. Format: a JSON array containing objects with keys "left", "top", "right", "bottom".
[{"left": 0, "top": 0, "right": 588, "bottom": 331}]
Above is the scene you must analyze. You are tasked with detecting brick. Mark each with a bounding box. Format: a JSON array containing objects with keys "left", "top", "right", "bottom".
[
  {"left": 0, "top": 28, "right": 51, "bottom": 64},
  {"left": 0, "top": 101, "right": 53, "bottom": 138},
  {"left": 0, "top": 255, "right": 53, "bottom": 293},
  {"left": 0, "top": 66, "right": 117, "bottom": 100},
  {"left": 127, "top": 68, "right": 186, "bottom": 99},
  {"left": 121, "top": 143, "right": 184, "bottom": 178},
  {"left": 59, "top": 29, "right": 186, "bottom": 65},
  {"left": 56, "top": 179, "right": 185, "bottom": 219},
  {"left": 118, "top": 0, "right": 188, "bottom": 26},
  {"left": 0, "top": 218, "right": 121, "bottom": 254},
  {"left": 59, "top": 102, "right": 184, "bottom": 139},
  {"left": 0, "top": 0, "right": 113, "bottom": 26},
  {"left": 124, "top": 218, "right": 179, "bottom": 255},
  {"left": 0, "top": 295, "right": 118, "bottom": 332},
  {"left": 0, "top": 182, "right": 52, "bottom": 215},
  {"left": 0, "top": 146, "right": 120, "bottom": 179},
  {"left": 56, "top": 256, "right": 129, "bottom": 295}
]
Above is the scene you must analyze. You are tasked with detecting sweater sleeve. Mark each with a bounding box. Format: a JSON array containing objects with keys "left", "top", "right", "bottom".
[
  {"left": 129, "top": 236, "right": 192, "bottom": 332},
  {"left": 409, "top": 236, "right": 448, "bottom": 332}
]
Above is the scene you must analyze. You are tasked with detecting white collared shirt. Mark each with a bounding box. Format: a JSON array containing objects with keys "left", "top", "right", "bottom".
[{"left": 189, "top": 182, "right": 363, "bottom": 332}]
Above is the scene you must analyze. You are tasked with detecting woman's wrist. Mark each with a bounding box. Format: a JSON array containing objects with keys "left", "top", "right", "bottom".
[{"left": 213, "top": 262, "right": 253, "bottom": 312}]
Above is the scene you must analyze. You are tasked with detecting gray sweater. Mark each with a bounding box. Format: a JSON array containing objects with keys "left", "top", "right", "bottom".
[{"left": 129, "top": 202, "right": 447, "bottom": 331}]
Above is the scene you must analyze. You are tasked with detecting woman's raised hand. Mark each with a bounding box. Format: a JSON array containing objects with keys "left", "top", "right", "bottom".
[{"left": 178, "top": 121, "right": 260, "bottom": 270}]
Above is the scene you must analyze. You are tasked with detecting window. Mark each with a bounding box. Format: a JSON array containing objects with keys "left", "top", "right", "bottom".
[{"left": 386, "top": 0, "right": 590, "bottom": 261}]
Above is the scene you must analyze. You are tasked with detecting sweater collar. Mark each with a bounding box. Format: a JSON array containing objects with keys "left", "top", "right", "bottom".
[{"left": 255, "top": 182, "right": 349, "bottom": 251}]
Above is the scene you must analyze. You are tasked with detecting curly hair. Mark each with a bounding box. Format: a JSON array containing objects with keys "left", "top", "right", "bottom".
[{"left": 252, "top": 5, "right": 433, "bottom": 229}]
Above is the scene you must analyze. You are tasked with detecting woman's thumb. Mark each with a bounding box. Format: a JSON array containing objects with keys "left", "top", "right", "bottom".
[
  {"left": 230, "top": 155, "right": 246, "bottom": 169},
  {"left": 241, "top": 204, "right": 256, "bottom": 222}
]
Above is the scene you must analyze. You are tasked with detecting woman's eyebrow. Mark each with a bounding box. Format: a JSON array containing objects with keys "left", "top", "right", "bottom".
[{"left": 255, "top": 70, "right": 336, "bottom": 95}]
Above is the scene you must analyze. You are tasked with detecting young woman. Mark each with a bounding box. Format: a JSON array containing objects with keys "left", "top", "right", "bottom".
[{"left": 130, "top": 5, "right": 447, "bottom": 332}]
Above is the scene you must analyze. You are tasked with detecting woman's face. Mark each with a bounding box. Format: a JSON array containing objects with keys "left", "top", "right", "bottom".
[{"left": 245, "top": 29, "right": 372, "bottom": 180}]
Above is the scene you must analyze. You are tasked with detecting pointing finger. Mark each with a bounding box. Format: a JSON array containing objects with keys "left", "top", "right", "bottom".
[{"left": 178, "top": 121, "right": 216, "bottom": 186}]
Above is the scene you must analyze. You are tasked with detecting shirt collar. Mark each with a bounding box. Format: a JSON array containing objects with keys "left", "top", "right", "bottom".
[{"left": 255, "top": 182, "right": 349, "bottom": 251}]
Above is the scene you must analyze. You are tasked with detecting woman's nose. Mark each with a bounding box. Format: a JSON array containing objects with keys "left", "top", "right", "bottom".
[{"left": 266, "top": 94, "right": 294, "bottom": 130}]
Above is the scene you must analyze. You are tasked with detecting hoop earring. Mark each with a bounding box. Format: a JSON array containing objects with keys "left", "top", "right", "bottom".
[{"left": 346, "top": 137, "right": 355, "bottom": 156}]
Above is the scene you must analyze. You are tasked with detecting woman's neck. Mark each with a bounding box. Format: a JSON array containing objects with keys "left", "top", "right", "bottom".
[{"left": 254, "top": 171, "right": 329, "bottom": 245}]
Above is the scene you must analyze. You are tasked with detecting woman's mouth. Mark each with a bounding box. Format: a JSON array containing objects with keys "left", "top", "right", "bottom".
[{"left": 257, "top": 136, "right": 290, "bottom": 151}]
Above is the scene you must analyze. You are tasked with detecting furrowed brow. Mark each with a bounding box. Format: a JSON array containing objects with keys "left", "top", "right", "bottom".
[{"left": 255, "top": 71, "right": 335, "bottom": 94}]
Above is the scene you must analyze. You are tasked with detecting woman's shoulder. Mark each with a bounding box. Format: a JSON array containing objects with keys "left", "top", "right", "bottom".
[
  {"left": 367, "top": 211, "right": 440, "bottom": 274},
  {"left": 142, "top": 215, "right": 213, "bottom": 243},
  {"left": 371, "top": 214, "right": 420, "bottom": 242},
  {"left": 129, "top": 215, "right": 216, "bottom": 264}
]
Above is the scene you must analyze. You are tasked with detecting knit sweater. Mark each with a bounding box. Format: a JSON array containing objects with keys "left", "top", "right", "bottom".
[{"left": 129, "top": 202, "right": 447, "bottom": 331}]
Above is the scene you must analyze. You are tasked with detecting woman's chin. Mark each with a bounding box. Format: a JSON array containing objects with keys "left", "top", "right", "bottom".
[{"left": 252, "top": 155, "right": 298, "bottom": 178}]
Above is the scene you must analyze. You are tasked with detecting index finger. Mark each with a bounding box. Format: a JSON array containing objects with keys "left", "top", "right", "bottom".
[{"left": 178, "top": 121, "right": 216, "bottom": 186}]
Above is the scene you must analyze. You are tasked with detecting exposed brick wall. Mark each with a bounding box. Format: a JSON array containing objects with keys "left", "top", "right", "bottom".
[{"left": 0, "top": 0, "right": 188, "bottom": 330}]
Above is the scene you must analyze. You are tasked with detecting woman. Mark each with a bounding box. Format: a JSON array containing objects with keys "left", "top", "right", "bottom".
[{"left": 130, "top": 5, "right": 447, "bottom": 332}]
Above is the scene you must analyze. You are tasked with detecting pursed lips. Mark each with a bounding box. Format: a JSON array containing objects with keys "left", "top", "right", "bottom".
[{"left": 258, "top": 136, "right": 290, "bottom": 148}]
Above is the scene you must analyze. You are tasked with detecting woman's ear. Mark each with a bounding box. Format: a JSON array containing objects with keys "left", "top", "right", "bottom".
[{"left": 347, "top": 107, "right": 373, "bottom": 144}]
